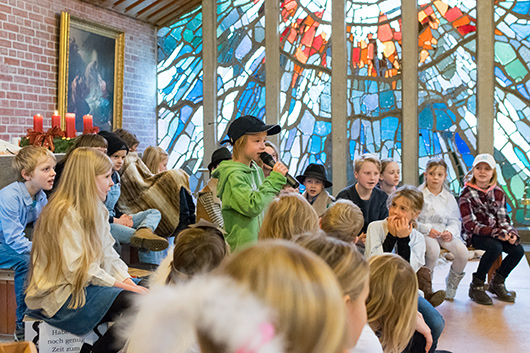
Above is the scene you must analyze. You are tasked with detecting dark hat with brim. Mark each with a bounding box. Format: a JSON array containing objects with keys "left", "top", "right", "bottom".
[
  {"left": 208, "top": 147, "right": 232, "bottom": 171},
  {"left": 220, "top": 115, "right": 281, "bottom": 145},
  {"left": 296, "top": 163, "right": 332, "bottom": 188}
]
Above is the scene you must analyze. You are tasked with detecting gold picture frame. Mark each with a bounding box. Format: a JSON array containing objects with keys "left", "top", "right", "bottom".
[{"left": 58, "top": 11, "right": 125, "bottom": 131}]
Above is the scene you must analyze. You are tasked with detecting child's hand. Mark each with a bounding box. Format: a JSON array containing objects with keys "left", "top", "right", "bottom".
[
  {"left": 115, "top": 214, "right": 133, "bottom": 227},
  {"left": 415, "top": 311, "right": 433, "bottom": 353},
  {"left": 129, "top": 285, "right": 149, "bottom": 295},
  {"left": 391, "top": 217, "right": 412, "bottom": 238},
  {"left": 441, "top": 230, "right": 453, "bottom": 242},
  {"left": 272, "top": 161, "right": 289, "bottom": 176},
  {"left": 429, "top": 229, "right": 441, "bottom": 238},
  {"left": 356, "top": 232, "right": 367, "bottom": 245}
]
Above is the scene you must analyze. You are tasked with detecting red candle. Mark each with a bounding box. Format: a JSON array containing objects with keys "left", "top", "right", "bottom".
[
  {"left": 33, "top": 114, "right": 43, "bottom": 132},
  {"left": 83, "top": 114, "right": 93, "bottom": 133},
  {"left": 52, "top": 110, "right": 61, "bottom": 129},
  {"left": 65, "top": 113, "right": 76, "bottom": 138}
]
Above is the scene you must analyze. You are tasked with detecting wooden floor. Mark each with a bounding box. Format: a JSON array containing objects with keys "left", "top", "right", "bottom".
[{"left": 433, "top": 254, "right": 530, "bottom": 352}]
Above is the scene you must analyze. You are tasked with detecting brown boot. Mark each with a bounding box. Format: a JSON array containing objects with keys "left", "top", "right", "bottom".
[
  {"left": 130, "top": 228, "right": 169, "bottom": 251},
  {"left": 469, "top": 274, "right": 493, "bottom": 305},
  {"left": 488, "top": 271, "right": 516, "bottom": 303},
  {"left": 417, "top": 266, "right": 446, "bottom": 307}
]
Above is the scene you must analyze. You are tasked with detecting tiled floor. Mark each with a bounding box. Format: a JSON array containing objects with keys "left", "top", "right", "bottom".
[{"left": 433, "top": 254, "right": 530, "bottom": 352}]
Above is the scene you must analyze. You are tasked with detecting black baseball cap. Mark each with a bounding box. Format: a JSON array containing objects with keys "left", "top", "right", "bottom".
[
  {"left": 208, "top": 147, "right": 232, "bottom": 171},
  {"left": 220, "top": 115, "right": 281, "bottom": 145}
]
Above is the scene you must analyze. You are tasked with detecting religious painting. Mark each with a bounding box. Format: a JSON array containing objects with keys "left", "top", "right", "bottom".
[{"left": 58, "top": 11, "right": 125, "bottom": 132}]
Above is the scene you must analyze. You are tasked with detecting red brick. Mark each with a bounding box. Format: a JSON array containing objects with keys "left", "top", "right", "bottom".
[{"left": 4, "top": 57, "right": 19, "bottom": 66}]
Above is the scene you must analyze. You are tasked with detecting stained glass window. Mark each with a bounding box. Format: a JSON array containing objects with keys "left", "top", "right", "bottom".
[
  {"left": 217, "top": 0, "right": 267, "bottom": 142},
  {"left": 494, "top": 0, "right": 530, "bottom": 227},
  {"left": 417, "top": 0, "right": 477, "bottom": 193},
  {"left": 346, "top": 0, "right": 402, "bottom": 183},
  {"left": 279, "top": 0, "right": 333, "bottom": 178},
  {"left": 157, "top": 6, "right": 204, "bottom": 192}
]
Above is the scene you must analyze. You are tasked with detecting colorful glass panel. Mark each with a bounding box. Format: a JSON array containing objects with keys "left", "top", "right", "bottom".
[
  {"left": 346, "top": 0, "right": 403, "bottom": 183},
  {"left": 157, "top": 6, "right": 204, "bottom": 192},
  {"left": 494, "top": 0, "right": 530, "bottom": 227},
  {"left": 279, "top": 0, "right": 333, "bottom": 179},
  {"left": 217, "top": 0, "right": 267, "bottom": 142},
  {"left": 417, "top": 0, "right": 477, "bottom": 193}
]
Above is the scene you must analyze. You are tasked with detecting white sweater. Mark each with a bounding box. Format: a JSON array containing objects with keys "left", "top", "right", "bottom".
[{"left": 417, "top": 185, "right": 462, "bottom": 238}]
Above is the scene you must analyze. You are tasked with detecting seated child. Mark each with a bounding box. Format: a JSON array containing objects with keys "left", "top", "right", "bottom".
[
  {"left": 212, "top": 115, "right": 288, "bottom": 251},
  {"left": 122, "top": 276, "right": 285, "bottom": 353},
  {"left": 220, "top": 240, "right": 347, "bottom": 353},
  {"left": 294, "top": 231, "right": 372, "bottom": 351},
  {"left": 25, "top": 148, "right": 148, "bottom": 353},
  {"left": 142, "top": 146, "right": 169, "bottom": 174},
  {"left": 459, "top": 153, "right": 525, "bottom": 305},
  {"left": 378, "top": 158, "right": 400, "bottom": 195},
  {"left": 258, "top": 193, "right": 319, "bottom": 241},
  {"left": 113, "top": 128, "right": 139, "bottom": 153},
  {"left": 417, "top": 158, "right": 468, "bottom": 300},
  {"left": 196, "top": 147, "right": 232, "bottom": 228},
  {"left": 99, "top": 131, "right": 168, "bottom": 260},
  {"left": 150, "top": 220, "right": 229, "bottom": 286},
  {"left": 260, "top": 141, "right": 280, "bottom": 178},
  {"left": 320, "top": 199, "right": 364, "bottom": 243},
  {"left": 49, "top": 133, "right": 108, "bottom": 195},
  {"left": 365, "top": 185, "right": 446, "bottom": 308},
  {"left": 0, "top": 146, "right": 56, "bottom": 340},
  {"left": 337, "top": 154, "right": 388, "bottom": 247},
  {"left": 296, "top": 163, "right": 335, "bottom": 216}
]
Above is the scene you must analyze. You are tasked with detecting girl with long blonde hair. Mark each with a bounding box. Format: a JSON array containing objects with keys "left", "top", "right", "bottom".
[
  {"left": 294, "top": 231, "right": 374, "bottom": 351},
  {"left": 142, "top": 146, "right": 169, "bottom": 174},
  {"left": 219, "top": 240, "right": 347, "bottom": 353},
  {"left": 26, "top": 148, "right": 147, "bottom": 353},
  {"left": 258, "top": 193, "right": 319, "bottom": 240}
]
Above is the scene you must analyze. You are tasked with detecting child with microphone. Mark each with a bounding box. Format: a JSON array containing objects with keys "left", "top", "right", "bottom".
[{"left": 212, "top": 115, "right": 289, "bottom": 251}]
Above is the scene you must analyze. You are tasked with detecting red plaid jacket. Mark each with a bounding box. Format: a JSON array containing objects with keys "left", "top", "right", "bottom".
[{"left": 458, "top": 183, "right": 519, "bottom": 246}]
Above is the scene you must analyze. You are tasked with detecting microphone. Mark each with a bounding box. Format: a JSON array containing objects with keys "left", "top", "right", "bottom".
[{"left": 259, "top": 152, "right": 299, "bottom": 188}]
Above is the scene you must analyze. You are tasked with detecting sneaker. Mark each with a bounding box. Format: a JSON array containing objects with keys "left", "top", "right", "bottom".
[
  {"left": 130, "top": 228, "right": 169, "bottom": 251},
  {"left": 14, "top": 325, "right": 24, "bottom": 342}
]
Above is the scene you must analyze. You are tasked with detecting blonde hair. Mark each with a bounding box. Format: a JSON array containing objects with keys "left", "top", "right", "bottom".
[
  {"left": 220, "top": 240, "right": 347, "bottom": 353},
  {"left": 63, "top": 133, "right": 108, "bottom": 161},
  {"left": 387, "top": 185, "right": 424, "bottom": 215},
  {"left": 380, "top": 158, "right": 396, "bottom": 174},
  {"left": 321, "top": 199, "right": 364, "bottom": 243},
  {"left": 367, "top": 254, "right": 418, "bottom": 353},
  {"left": 294, "top": 231, "right": 369, "bottom": 300},
  {"left": 231, "top": 134, "right": 249, "bottom": 161},
  {"left": 468, "top": 165, "right": 498, "bottom": 187},
  {"left": 114, "top": 128, "right": 139, "bottom": 149},
  {"left": 167, "top": 227, "right": 229, "bottom": 284},
  {"left": 354, "top": 154, "right": 381, "bottom": 173},
  {"left": 258, "top": 193, "right": 319, "bottom": 240},
  {"left": 13, "top": 146, "right": 55, "bottom": 182},
  {"left": 27, "top": 148, "right": 113, "bottom": 309},
  {"left": 142, "top": 146, "right": 169, "bottom": 174}
]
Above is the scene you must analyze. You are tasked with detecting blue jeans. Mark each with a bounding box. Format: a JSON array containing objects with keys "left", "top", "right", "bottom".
[
  {"left": 138, "top": 236, "right": 174, "bottom": 265},
  {"left": 0, "top": 244, "right": 30, "bottom": 327},
  {"left": 410, "top": 296, "right": 445, "bottom": 353},
  {"left": 109, "top": 209, "right": 161, "bottom": 245}
]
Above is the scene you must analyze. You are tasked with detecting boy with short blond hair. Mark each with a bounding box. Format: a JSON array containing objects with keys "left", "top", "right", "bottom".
[
  {"left": 0, "top": 146, "right": 56, "bottom": 340},
  {"left": 320, "top": 199, "right": 364, "bottom": 243},
  {"left": 336, "top": 154, "right": 388, "bottom": 245}
]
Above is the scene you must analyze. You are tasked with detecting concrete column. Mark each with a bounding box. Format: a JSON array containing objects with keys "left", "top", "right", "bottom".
[
  {"left": 265, "top": 0, "right": 280, "bottom": 147},
  {"left": 202, "top": 0, "right": 217, "bottom": 167},
  {"left": 477, "top": 1, "right": 495, "bottom": 154},
  {"left": 331, "top": 0, "right": 347, "bottom": 192},
  {"left": 402, "top": 0, "right": 419, "bottom": 185}
]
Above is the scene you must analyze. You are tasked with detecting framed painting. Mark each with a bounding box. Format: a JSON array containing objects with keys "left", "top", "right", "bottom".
[{"left": 58, "top": 11, "right": 125, "bottom": 132}]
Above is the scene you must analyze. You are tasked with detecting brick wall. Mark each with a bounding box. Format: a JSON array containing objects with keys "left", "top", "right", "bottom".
[{"left": 0, "top": 0, "right": 157, "bottom": 150}]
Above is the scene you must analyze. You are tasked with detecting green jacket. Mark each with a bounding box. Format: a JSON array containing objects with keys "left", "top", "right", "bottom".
[{"left": 212, "top": 160, "right": 286, "bottom": 251}]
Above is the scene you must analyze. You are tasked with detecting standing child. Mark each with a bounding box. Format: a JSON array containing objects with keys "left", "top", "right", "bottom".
[
  {"left": 417, "top": 158, "right": 468, "bottom": 300},
  {"left": 212, "top": 115, "right": 288, "bottom": 251},
  {"left": 0, "top": 146, "right": 56, "bottom": 341},
  {"left": 142, "top": 146, "right": 169, "bottom": 174},
  {"left": 459, "top": 153, "right": 524, "bottom": 305},
  {"left": 99, "top": 131, "right": 168, "bottom": 262},
  {"left": 337, "top": 154, "right": 388, "bottom": 247},
  {"left": 25, "top": 148, "right": 148, "bottom": 353},
  {"left": 365, "top": 185, "right": 446, "bottom": 307},
  {"left": 378, "top": 158, "right": 400, "bottom": 195},
  {"left": 296, "top": 163, "right": 335, "bottom": 216}
]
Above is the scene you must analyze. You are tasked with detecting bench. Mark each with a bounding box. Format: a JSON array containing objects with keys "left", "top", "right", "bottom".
[{"left": 0, "top": 269, "right": 16, "bottom": 335}]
